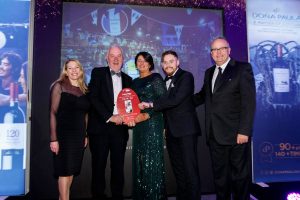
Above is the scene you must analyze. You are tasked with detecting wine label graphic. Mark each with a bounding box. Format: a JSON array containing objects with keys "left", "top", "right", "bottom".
[{"left": 3, "top": 82, "right": 25, "bottom": 123}]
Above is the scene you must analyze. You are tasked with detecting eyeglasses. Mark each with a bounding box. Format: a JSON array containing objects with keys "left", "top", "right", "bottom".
[{"left": 211, "top": 47, "right": 229, "bottom": 53}]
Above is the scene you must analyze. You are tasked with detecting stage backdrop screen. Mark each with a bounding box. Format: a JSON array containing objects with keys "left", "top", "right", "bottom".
[
  {"left": 0, "top": 0, "right": 30, "bottom": 196},
  {"left": 60, "top": 2, "right": 223, "bottom": 195},
  {"left": 61, "top": 2, "right": 223, "bottom": 92},
  {"left": 247, "top": 0, "right": 300, "bottom": 182}
]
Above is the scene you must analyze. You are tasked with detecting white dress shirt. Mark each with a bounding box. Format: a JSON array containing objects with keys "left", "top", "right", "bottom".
[
  {"left": 111, "top": 70, "right": 122, "bottom": 115},
  {"left": 211, "top": 58, "right": 230, "bottom": 93},
  {"left": 166, "top": 68, "right": 179, "bottom": 89}
]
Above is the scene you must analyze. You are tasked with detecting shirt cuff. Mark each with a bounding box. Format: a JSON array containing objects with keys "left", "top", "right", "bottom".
[{"left": 106, "top": 116, "right": 112, "bottom": 123}]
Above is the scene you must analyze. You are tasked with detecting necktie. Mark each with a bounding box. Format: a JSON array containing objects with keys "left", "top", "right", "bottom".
[
  {"left": 111, "top": 70, "right": 121, "bottom": 77},
  {"left": 213, "top": 67, "right": 222, "bottom": 93}
]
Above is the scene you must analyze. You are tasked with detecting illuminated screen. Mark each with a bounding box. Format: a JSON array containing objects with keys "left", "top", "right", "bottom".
[{"left": 61, "top": 2, "right": 223, "bottom": 91}]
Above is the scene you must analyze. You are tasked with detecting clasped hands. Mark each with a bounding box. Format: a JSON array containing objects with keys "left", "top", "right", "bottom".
[
  {"left": 126, "top": 113, "right": 150, "bottom": 127},
  {"left": 109, "top": 112, "right": 150, "bottom": 127},
  {"left": 124, "top": 102, "right": 152, "bottom": 127},
  {"left": 109, "top": 102, "right": 152, "bottom": 126}
]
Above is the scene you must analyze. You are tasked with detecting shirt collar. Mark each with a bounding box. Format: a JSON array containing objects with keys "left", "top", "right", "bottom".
[
  {"left": 216, "top": 57, "right": 231, "bottom": 71},
  {"left": 109, "top": 67, "right": 121, "bottom": 73}
]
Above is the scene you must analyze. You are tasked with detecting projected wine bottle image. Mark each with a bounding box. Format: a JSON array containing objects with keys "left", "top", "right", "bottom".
[
  {"left": 272, "top": 44, "right": 291, "bottom": 104},
  {"left": 3, "top": 82, "right": 25, "bottom": 123}
]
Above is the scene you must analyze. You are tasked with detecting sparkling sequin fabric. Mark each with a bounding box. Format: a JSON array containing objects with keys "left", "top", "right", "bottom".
[{"left": 131, "top": 73, "right": 167, "bottom": 200}]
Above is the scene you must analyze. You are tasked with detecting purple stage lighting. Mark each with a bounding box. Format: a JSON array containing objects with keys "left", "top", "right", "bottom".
[{"left": 287, "top": 192, "right": 300, "bottom": 200}]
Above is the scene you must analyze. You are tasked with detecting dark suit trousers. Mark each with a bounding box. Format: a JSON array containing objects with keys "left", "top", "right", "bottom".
[
  {"left": 89, "top": 124, "right": 128, "bottom": 200},
  {"left": 166, "top": 132, "right": 201, "bottom": 200},
  {"left": 209, "top": 136, "right": 251, "bottom": 200}
]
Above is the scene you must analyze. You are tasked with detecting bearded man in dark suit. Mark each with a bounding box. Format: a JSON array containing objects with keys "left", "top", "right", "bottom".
[
  {"left": 87, "top": 45, "right": 132, "bottom": 200},
  {"left": 140, "top": 50, "right": 201, "bottom": 200},
  {"left": 194, "top": 37, "right": 256, "bottom": 200}
]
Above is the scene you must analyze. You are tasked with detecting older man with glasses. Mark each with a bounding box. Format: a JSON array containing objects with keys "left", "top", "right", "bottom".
[{"left": 194, "top": 37, "right": 256, "bottom": 200}]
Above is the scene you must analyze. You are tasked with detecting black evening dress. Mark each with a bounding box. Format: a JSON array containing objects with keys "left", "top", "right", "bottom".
[
  {"left": 131, "top": 73, "right": 167, "bottom": 200},
  {"left": 50, "top": 79, "right": 90, "bottom": 177}
]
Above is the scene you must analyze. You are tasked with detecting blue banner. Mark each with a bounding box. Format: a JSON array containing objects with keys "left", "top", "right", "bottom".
[
  {"left": 247, "top": 0, "right": 300, "bottom": 182},
  {"left": 0, "top": 0, "right": 30, "bottom": 195}
]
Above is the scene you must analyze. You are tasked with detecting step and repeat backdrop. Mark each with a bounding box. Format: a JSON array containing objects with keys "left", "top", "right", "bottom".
[{"left": 247, "top": 0, "right": 300, "bottom": 182}]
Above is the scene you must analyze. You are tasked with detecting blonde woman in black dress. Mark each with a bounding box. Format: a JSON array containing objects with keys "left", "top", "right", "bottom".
[{"left": 49, "top": 59, "right": 89, "bottom": 200}]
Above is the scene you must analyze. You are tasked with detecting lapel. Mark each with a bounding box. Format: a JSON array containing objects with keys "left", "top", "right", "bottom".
[
  {"left": 166, "top": 68, "right": 183, "bottom": 92},
  {"left": 208, "top": 67, "right": 215, "bottom": 94},
  {"left": 121, "top": 72, "right": 128, "bottom": 89},
  {"left": 213, "top": 59, "right": 235, "bottom": 93},
  {"left": 166, "top": 79, "right": 173, "bottom": 92},
  {"left": 105, "top": 67, "right": 114, "bottom": 103}
]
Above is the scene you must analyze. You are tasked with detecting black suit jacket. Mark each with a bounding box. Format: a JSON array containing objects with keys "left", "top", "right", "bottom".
[
  {"left": 154, "top": 68, "right": 201, "bottom": 137},
  {"left": 194, "top": 59, "right": 256, "bottom": 145},
  {"left": 87, "top": 66, "right": 132, "bottom": 135}
]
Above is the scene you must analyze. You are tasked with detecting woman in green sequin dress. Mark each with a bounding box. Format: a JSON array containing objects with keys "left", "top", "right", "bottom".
[{"left": 127, "top": 52, "right": 167, "bottom": 200}]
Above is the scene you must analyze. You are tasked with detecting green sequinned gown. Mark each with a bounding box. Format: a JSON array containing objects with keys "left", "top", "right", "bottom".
[{"left": 131, "top": 73, "right": 167, "bottom": 200}]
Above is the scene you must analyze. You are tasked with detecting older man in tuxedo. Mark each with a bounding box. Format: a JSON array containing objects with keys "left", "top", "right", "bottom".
[
  {"left": 194, "top": 37, "right": 256, "bottom": 200},
  {"left": 87, "top": 45, "right": 132, "bottom": 200}
]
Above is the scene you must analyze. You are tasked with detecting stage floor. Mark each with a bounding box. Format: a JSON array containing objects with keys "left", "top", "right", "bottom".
[
  {"left": 1, "top": 194, "right": 259, "bottom": 200},
  {"left": 3, "top": 182, "right": 300, "bottom": 200}
]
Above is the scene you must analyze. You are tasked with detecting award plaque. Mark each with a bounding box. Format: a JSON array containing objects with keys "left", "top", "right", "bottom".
[{"left": 117, "top": 88, "right": 140, "bottom": 124}]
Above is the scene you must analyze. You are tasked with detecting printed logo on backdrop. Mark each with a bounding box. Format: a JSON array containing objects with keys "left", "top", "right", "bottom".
[
  {"left": 249, "top": 7, "right": 300, "bottom": 39},
  {"left": 259, "top": 142, "right": 274, "bottom": 163},
  {"left": 252, "top": 7, "right": 300, "bottom": 25},
  {"left": 101, "top": 8, "right": 128, "bottom": 36}
]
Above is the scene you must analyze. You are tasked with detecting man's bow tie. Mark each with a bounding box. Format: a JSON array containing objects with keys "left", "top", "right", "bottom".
[
  {"left": 111, "top": 71, "right": 121, "bottom": 77},
  {"left": 165, "top": 76, "right": 173, "bottom": 81}
]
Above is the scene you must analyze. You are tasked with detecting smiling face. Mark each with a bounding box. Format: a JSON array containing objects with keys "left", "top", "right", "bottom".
[
  {"left": 210, "top": 38, "right": 231, "bottom": 66},
  {"left": 0, "top": 57, "right": 12, "bottom": 78},
  {"left": 106, "top": 46, "right": 123, "bottom": 72},
  {"left": 136, "top": 55, "right": 151, "bottom": 74},
  {"left": 161, "top": 54, "right": 179, "bottom": 76},
  {"left": 65, "top": 60, "right": 82, "bottom": 82}
]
